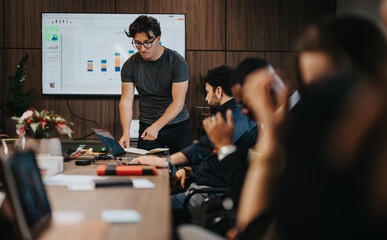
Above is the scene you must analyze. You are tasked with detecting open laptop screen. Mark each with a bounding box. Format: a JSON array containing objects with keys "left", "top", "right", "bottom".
[
  {"left": 92, "top": 128, "right": 126, "bottom": 157},
  {"left": 0, "top": 150, "right": 51, "bottom": 239}
]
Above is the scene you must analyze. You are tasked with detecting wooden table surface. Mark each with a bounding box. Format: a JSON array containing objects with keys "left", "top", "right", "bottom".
[{"left": 40, "top": 160, "right": 171, "bottom": 240}]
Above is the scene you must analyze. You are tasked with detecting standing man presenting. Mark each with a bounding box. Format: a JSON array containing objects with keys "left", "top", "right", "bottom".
[{"left": 119, "top": 15, "right": 193, "bottom": 154}]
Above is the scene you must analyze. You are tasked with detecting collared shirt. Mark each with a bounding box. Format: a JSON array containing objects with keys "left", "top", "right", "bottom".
[{"left": 180, "top": 98, "right": 257, "bottom": 187}]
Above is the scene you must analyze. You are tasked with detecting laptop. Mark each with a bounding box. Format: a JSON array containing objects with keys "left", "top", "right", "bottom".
[
  {"left": 92, "top": 128, "right": 127, "bottom": 158},
  {"left": 92, "top": 128, "right": 169, "bottom": 160},
  {"left": 0, "top": 150, "right": 52, "bottom": 240}
]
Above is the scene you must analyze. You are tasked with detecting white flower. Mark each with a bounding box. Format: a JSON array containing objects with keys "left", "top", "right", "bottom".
[{"left": 20, "top": 110, "right": 34, "bottom": 121}]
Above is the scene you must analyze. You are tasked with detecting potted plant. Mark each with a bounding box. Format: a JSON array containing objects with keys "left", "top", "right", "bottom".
[
  {"left": 0, "top": 54, "right": 32, "bottom": 137},
  {"left": 12, "top": 108, "right": 74, "bottom": 155},
  {"left": 2, "top": 54, "right": 31, "bottom": 117}
]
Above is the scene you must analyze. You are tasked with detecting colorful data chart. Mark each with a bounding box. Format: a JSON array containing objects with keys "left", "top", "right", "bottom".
[
  {"left": 101, "top": 59, "right": 107, "bottom": 72},
  {"left": 115, "top": 53, "right": 120, "bottom": 72},
  {"left": 87, "top": 60, "right": 93, "bottom": 72},
  {"left": 129, "top": 50, "right": 135, "bottom": 58}
]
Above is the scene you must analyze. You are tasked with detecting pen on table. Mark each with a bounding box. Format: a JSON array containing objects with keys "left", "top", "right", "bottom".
[{"left": 116, "top": 157, "right": 132, "bottom": 160}]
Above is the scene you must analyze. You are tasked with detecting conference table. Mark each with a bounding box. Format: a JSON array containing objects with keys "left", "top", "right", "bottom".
[{"left": 39, "top": 159, "right": 171, "bottom": 240}]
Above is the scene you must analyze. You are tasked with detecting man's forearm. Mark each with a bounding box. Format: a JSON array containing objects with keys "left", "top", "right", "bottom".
[
  {"left": 151, "top": 100, "right": 184, "bottom": 130},
  {"left": 119, "top": 101, "right": 133, "bottom": 135},
  {"left": 170, "top": 152, "right": 189, "bottom": 165},
  {"left": 236, "top": 135, "right": 278, "bottom": 230}
]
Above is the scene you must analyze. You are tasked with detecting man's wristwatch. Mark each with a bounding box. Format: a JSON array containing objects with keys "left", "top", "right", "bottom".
[
  {"left": 182, "top": 167, "right": 191, "bottom": 178},
  {"left": 164, "top": 155, "right": 172, "bottom": 174},
  {"left": 217, "top": 144, "right": 237, "bottom": 161}
]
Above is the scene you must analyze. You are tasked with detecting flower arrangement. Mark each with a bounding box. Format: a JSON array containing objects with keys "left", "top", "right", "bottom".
[{"left": 12, "top": 108, "right": 74, "bottom": 139}]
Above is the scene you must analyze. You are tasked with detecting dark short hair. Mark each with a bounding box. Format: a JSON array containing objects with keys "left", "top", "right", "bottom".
[
  {"left": 125, "top": 15, "right": 161, "bottom": 39},
  {"left": 203, "top": 65, "right": 233, "bottom": 97},
  {"left": 231, "top": 57, "right": 270, "bottom": 86}
]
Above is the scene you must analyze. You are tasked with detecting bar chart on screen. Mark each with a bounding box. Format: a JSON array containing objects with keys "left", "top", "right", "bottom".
[{"left": 42, "top": 13, "right": 186, "bottom": 95}]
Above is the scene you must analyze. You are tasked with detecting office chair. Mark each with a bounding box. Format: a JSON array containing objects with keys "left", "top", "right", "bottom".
[{"left": 183, "top": 187, "right": 226, "bottom": 208}]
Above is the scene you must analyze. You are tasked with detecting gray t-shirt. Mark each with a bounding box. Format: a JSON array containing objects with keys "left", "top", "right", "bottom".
[{"left": 121, "top": 47, "right": 189, "bottom": 125}]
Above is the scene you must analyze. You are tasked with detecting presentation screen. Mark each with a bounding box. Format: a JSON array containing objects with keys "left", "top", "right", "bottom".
[{"left": 42, "top": 13, "right": 186, "bottom": 95}]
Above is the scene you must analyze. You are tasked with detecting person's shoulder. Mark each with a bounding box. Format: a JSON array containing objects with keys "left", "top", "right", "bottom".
[
  {"left": 123, "top": 52, "right": 141, "bottom": 69},
  {"left": 164, "top": 47, "right": 186, "bottom": 62}
]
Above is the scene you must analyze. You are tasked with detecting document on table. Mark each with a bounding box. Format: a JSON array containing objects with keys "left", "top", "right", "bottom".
[
  {"left": 43, "top": 174, "right": 155, "bottom": 190},
  {"left": 132, "top": 178, "right": 155, "bottom": 189},
  {"left": 101, "top": 209, "right": 141, "bottom": 223},
  {"left": 43, "top": 174, "right": 107, "bottom": 191}
]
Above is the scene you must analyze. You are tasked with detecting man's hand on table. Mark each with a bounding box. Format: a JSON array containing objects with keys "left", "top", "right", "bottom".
[{"left": 132, "top": 155, "right": 167, "bottom": 168}]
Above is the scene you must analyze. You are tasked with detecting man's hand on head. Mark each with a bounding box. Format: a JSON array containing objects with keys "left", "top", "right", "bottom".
[
  {"left": 242, "top": 70, "right": 288, "bottom": 134},
  {"left": 203, "top": 110, "right": 234, "bottom": 151}
]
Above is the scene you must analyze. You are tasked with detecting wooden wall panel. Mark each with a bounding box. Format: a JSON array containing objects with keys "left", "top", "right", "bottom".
[
  {"left": 227, "top": 0, "right": 336, "bottom": 51},
  {"left": 226, "top": 51, "right": 298, "bottom": 89},
  {"left": 3, "top": 49, "right": 116, "bottom": 139},
  {"left": 116, "top": 0, "right": 226, "bottom": 50},
  {"left": 186, "top": 51, "right": 225, "bottom": 139},
  {"left": 226, "top": 52, "right": 266, "bottom": 69},
  {"left": 0, "top": 0, "right": 3, "bottom": 133},
  {"left": 4, "top": 0, "right": 115, "bottom": 48},
  {"left": 0, "top": 50, "right": 3, "bottom": 133},
  {"left": 0, "top": 0, "right": 3, "bottom": 48}
]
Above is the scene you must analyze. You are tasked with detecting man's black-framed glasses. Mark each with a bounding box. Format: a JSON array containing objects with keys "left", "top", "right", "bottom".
[{"left": 132, "top": 37, "right": 157, "bottom": 49}]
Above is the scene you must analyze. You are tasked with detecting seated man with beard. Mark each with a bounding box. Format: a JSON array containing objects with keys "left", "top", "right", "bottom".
[{"left": 133, "top": 65, "right": 257, "bottom": 209}]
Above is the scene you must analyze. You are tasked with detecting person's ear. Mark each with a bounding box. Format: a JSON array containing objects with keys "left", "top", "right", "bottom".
[{"left": 216, "top": 86, "right": 223, "bottom": 98}]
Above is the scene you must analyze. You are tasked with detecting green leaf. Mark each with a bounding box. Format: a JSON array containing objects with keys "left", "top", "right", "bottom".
[
  {"left": 4, "top": 53, "right": 31, "bottom": 117},
  {"left": 30, "top": 122, "right": 39, "bottom": 133}
]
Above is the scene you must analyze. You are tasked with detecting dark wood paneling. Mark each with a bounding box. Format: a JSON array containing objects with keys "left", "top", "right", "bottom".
[
  {"left": 263, "top": 52, "right": 298, "bottom": 87},
  {"left": 227, "top": 0, "right": 336, "bottom": 51},
  {"left": 186, "top": 51, "right": 225, "bottom": 139},
  {"left": 0, "top": 0, "right": 3, "bottom": 48},
  {"left": 116, "top": 0, "right": 226, "bottom": 50},
  {"left": 226, "top": 52, "right": 266, "bottom": 69},
  {"left": 227, "top": 51, "right": 298, "bottom": 88},
  {"left": 3, "top": 49, "right": 116, "bottom": 139},
  {"left": 0, "top": 49, "right": 3, "bottom": 134},
  {"left": 0, "top": 0, "right": 3, "bottom": 134},
  {"left": 4, "top": 0, "right": 115, "bottom": 48}
]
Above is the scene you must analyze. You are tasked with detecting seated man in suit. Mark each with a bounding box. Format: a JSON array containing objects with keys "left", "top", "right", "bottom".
[
  {"left": 133, "top": 65, "right": 257, "bottom": 209},
  {"left": 177, "top": 57, "right": 288, "bottom": 238}
]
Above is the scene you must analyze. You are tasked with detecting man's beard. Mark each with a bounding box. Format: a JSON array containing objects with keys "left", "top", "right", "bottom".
[{"left": 209, "top": 102, "right": 221, "bottom": 114}]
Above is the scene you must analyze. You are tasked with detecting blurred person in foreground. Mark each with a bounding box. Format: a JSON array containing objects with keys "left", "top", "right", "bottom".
[
  {"left": 179, "top": 13, "right": 387, "bottom": 240},
  {"left": 176, "top": 57, "right": 287, "bottom": 239}
]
